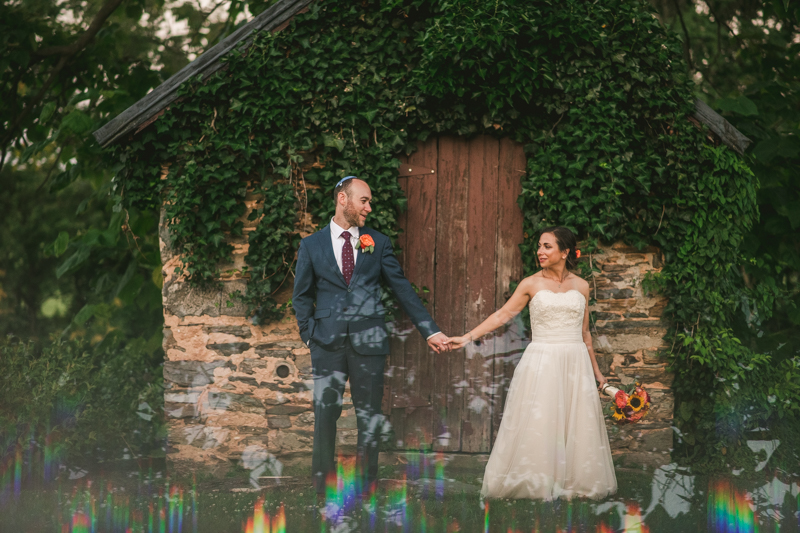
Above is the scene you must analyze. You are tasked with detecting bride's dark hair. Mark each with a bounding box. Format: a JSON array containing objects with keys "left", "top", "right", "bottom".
[{"left": 539, "top": 226, "right": 579, "bottom": 270}]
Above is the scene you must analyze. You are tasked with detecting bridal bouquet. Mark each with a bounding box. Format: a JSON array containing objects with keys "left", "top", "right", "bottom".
[{"left": 601, "top": 383, "right": 651, "bottom": 423}]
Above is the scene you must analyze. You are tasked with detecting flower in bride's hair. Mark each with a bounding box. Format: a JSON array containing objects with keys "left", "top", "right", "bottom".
[{"left": 575, "top": 249, "right": 581, "bottom": 258}]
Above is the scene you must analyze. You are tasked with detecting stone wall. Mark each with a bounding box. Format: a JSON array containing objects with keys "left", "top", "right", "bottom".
[
  {"left": 588, "top": 243, "right": 674, "bottom": 469},
  {"left": 158, "top": 203, "right": 349, "bottom": 476},
  {"left": 160, "top": 207, "right": 673, "bottom": 474}
]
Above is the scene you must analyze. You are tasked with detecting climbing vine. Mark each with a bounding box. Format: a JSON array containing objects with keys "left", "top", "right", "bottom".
[{"left": 110, "top": 0, "right": 799, "bottom": 469}]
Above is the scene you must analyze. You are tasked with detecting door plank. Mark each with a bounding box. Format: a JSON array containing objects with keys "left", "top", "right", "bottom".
[
  {"left": 394, "top": 135, "right": 526, "bottom": 453},
  {"left": 388, "top": 157, "right": 411, "bottom": 444},
  {"left": 491, "top": 138, "right": 527, "bottom": 444},
  {"left": 462, "top": 136, "right": 499, "bottom": 453},
  {"left": 399, "top": 138, "right": 438, "bottom": 450},
  {"left": 432, "top": 136, "right": 468, "bottom": 452}
]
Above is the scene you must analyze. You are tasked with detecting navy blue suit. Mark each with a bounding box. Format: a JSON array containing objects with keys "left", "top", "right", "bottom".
[{"left": 292, "top": 224, "right": 440, "bottom": 491}]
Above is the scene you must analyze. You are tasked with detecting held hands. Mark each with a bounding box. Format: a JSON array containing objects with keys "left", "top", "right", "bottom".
[
  {"left": 427, "top": 332, "right": 474, "bottom": 353},
  {"left": 444, "top": 335, "right": 471, "bottom": 350},
  {"left": 427, "top": 332, "right": 451, "bottom": 354}
]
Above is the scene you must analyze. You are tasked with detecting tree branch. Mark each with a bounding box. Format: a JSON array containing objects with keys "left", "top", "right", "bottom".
[
  {"left": 35, "top": 0, "right": 127, "bottom": 57},
  {"left": 1, "top": 0, "right": 127, "bottom": 171},
  {"left": 0, "top": 55, "right": 68, "bottom": 168},
  {"left": 707, "top": 0, "right": 745, "bottom": 49},
  {"left": 36, "top": 149, "right": 64, "bottom": 192},
  {"left": 671, "top": 0, "right": 694, "bottom": 71}
]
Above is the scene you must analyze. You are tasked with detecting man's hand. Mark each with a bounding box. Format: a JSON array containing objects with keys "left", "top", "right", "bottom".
[{"left": 427, "top": 332, "right": 450, "bottom": 353}]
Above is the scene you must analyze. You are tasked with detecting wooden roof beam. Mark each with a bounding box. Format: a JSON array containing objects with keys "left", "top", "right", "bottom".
[
  {"left": 692, "top": 99, "right": 751, "bottom": 155},
  {"left": 92, "top": 0, "right": 312, "bottom": 147}
]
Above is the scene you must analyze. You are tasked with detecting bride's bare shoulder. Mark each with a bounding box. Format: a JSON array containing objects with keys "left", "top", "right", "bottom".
[
  {"left": 519, "top": 272, "right": 547, "bottom": 293},
  {"left": 570, "top": 275, "right": 590, "bottom": 296}
]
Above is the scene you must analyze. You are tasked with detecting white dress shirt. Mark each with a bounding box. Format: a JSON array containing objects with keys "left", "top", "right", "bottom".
[
  {"left": 330, "top": 218, "right": 359, "bottom": 272},
  {"left": 326, "top": 218, "right": 441, "bottom": 342}
]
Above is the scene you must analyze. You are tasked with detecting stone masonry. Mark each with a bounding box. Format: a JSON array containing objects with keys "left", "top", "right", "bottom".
[{"left": 588, "top": 242, "right": 674, "bottom": 469}]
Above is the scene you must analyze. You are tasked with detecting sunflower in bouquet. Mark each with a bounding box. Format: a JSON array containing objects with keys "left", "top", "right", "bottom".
[{"left": 601, "top": 383, "right": 651, "bottom": 423}]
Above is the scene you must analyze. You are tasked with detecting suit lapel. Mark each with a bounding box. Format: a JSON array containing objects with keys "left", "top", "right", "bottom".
[
  {"left": 318, "top": 225, "right": 348, "bottom": 288},
  {"left": 350, "top": 227, "right": 374, "bottom": 283}
]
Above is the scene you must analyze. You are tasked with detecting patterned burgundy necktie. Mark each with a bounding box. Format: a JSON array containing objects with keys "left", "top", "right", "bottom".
[{"left": 341, "top": 231, "right": 354, "bottom": 285}]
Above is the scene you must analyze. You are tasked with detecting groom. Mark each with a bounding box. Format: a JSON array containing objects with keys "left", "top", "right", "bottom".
[{"left": 293, "top": 176, "right": 449, "bottom": 494}]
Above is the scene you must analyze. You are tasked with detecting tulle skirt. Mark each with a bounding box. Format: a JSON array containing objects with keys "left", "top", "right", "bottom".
[{"left": 481, "top": 335, "right": 617, "bottom": 500}]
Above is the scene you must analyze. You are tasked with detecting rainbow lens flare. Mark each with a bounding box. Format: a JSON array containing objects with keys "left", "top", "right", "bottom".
[
  {"left": 54, "top": 478, "right": 189, "bottom": 533},
  {"left": 435, "top": 452, "right": 445, "bottom": 501},
  {"left": 385, "top": 474, "right": 408, "bottom": 530},
  {"left": 243, "top": 497, "right": 286, "bottom": 533},
  {"left": 622, "top": 503, "right": 650, "bottom": 533},
  {"left": 708, "top": 479, "right": 758, "bottom": 533},
  {"left": 324, "top": 454, "right": 359, "bottom": 525}
]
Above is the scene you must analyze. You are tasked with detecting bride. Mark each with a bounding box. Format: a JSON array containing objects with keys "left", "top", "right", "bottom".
[{"left": 447, "top": 226, "right": 617, "bottom": 500}]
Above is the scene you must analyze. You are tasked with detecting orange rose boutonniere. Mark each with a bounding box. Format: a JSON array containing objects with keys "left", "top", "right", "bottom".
[{"left": 359, "top": 234, "right": 375, "bottom": 254}]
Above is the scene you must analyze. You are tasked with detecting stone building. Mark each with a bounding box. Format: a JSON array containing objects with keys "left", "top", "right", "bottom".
[{"left": 93, "top": 0, "right": 750, "bottom": 475}]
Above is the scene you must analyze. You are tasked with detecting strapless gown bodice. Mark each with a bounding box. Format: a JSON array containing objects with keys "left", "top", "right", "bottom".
[{"left": 529, "top": 289, "right": 585, "bottom": 343}]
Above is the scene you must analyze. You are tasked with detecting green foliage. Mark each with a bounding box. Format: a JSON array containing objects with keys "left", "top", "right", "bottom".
[
  {"left": 0, "top": 0, "right": 275, "bottom": 343},
  {"left": 0, "top": 337, "right": 165, "bottom": 461},
  {"left": 111, "top": 0, "right": 797, "bottom": 469},
  {"left": 653, "top": 0, "right": 800, "bottom": 351},
  {"left": 0, "top": 170, "right": 163, "bottom": 345},
  {"left": 650, "top": 0, "right": 800, "bottom": 467},
  {"left": 239, "top": 179, "right": 301, "bottom": 322},
  {"left": 0, "top": 0, "right": 270, "bottom": 175},
  {"left": 639, "top": 146, "right": 759, "bottom": 328},
  {"left": 116, "top": 1, "right": 420, "bottom": 315},
  {"left": 670, "top": 328, "right": 800, "bottom": 468},
  {"left": 0, "top": 0, "right": 299, "bottom": 462}
]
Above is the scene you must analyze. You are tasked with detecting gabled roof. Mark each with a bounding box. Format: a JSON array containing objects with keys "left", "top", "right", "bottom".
[
  {"left": 93, "top": 0, "right": 312, "bottom": 147},
  {"left": 94, "top": 0, "right": 751, "bottom": 155}
]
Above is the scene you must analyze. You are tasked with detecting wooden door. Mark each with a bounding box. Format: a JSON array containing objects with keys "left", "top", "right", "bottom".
[{"left": 384, "top": 135, "right": 527, "bottom": 453}]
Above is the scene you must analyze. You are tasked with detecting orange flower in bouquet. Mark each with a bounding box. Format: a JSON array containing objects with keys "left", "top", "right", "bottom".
[{"left": 614, "top": 390, "right": 628, "bottom": 409}]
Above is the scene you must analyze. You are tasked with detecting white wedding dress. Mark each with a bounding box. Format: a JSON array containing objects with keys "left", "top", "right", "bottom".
[{"left": 481, "top": 289, "right": 617, "bottom": 500}]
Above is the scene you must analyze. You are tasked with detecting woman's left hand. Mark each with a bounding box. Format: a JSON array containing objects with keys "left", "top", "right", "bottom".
[
  {"left": 445, "top": 335, "right": 471, "bottom": 350},
  {"left": 594, "top": 370, "right": 608, "bottom": 390}
]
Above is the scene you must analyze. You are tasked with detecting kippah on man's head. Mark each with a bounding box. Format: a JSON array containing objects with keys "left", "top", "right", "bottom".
[{"left": 333, "top": 175, "right": 358, "bottom": 200}]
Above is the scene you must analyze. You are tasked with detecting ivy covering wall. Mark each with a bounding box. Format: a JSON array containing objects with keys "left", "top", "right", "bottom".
[{"left": 111, "top": 0, "right": 799, "bottom": 470}]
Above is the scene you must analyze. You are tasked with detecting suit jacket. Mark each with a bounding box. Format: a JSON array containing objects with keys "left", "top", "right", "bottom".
[{"left": 292, "top": 225, "right": 440, "bottom": 355}]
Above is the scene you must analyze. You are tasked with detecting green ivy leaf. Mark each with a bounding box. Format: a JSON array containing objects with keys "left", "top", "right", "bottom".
[
  {"left": 61, "top": 110, "right": 94, "bottom": 134},
  {"left": 716, "top": 96, "right": 758, "bottom": 117},
  {"left": 39, "top": 101, "right": 57, "bottom": 124},
  {"left": 56, "top": 247, "right": 90, "bottom": 278},
  {"left": 53, "top": 231, "right": 69, "bottom": 257}
]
